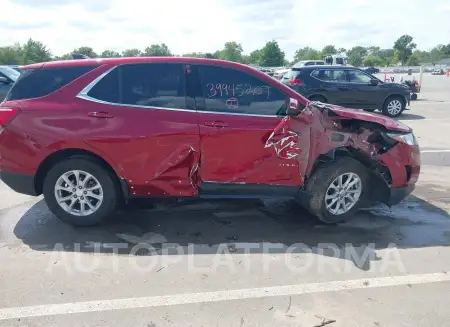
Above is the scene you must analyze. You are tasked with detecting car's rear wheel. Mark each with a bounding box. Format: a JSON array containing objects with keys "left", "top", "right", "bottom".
[
  {"left": 309, "top": 95, "right": 327, "bottom": 103},
  {"left": 382, "top": 96, "right": 405, "bottom": 117},
  {"left": 304, "top": 157, "right": 369, "bottom": 224},
  {"left": 43, "top": 157, "right": 119, "bottom": 226}
]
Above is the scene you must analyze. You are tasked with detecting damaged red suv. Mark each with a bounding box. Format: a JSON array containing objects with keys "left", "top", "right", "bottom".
[{"left": 0, "top": 57, "right": 420, "bottom": 226}]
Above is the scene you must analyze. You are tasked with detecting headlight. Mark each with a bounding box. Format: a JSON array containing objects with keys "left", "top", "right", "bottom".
[{"left": 387, "top": 132, "right": 418, "bottom": 146}]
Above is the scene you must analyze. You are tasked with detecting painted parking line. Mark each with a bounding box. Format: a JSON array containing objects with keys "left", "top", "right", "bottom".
[
  {"left": 1, "top": 272, "right": 450, "bottom": 321},
  {"left": 421, "top": 150, "right": 450, "bottom": 153}
]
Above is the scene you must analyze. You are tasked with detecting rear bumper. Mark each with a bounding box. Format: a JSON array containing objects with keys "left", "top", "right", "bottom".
[
  {"left": 387, "top": 183, "right": 415, "bottom": 206},
  {"left": 0, "top": 170, "right": 38, "bottom": 196}
]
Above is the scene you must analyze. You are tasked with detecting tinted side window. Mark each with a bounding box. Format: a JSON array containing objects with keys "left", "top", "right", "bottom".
[
  {"left": 87, "top": 68, "right": 119, "bottom": 103},
  {"left": 347, "top": 70, "right": 372, "bottom": 84},
  {"left": 197, "top": 65, "right": 286, "bottom": 116},
  {"left": 6, "top": 65, "right": 98, "bottom": 101},
  {"left": 120, "top": 63, "right": 186, "bottom": 109},
  {"left": 311, "top": 69, "right": 346, "bottom": 82}
]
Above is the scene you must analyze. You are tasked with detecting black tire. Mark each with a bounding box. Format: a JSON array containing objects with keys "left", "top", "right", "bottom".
[
  {"left": 303, "top": 157, "right": 369, "bottom": 224},
  {"left": 43, "top": 157, "right": 120, "bottom": 226},
  {"left": 309, "top": 95, "right": 327, "bottom": 103},
  {"left": 382, "top": 96, "right": 405, "bottom": 117}
]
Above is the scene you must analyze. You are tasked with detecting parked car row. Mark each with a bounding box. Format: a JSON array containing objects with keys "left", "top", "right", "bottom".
[{"left": 0, "top": 57, "right": 420, "bottom": 227}]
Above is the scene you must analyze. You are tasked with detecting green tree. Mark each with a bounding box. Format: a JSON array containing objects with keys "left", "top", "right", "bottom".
[
  {"left": 183, "top": 52, "right": 205, "bottom": 58},
  {"left": 392, "top": 49, "right": 400, "bottom": 65},
  {"left": 338, "top": 48, "right": 347, "bottom": 55},
  {"left": 348, "top": 53, "right": 363, "bottom": 66},
  {"left": 259, "top": 41, "right": 285, "bottom": 67},
  {"left": 346, "top": 46, "right": 368, "bottom": 66},
  {"left": 72, "top": 46, "right": 97, "bottom": 58},
  {"left": 53, "top": 53, "right": 72, "bottom": 61},
  {"left": 143, "top": 44, "right": 172, "bottom": 56},
  {"left": 407, "top": 52, "right": 421, "bottom": 66},
  {"left": 22, "top": 39, "right": 51, "bottom": 64},
  {"left": 362, "top": 55, "right": 383, "bottom": 67},
  {"left": 121, "top": 48, "right": 142, "bottom": 57},
  {"left": 0, "top": 44, "right": 23, "bottom": 65},
  {"left": 321, "top": 45, "right": 337, "bottom": 56},
  {"left": 367, "top": 46, "right": 380, "bottom": 56},
  {"left": 101, "top": 50, "right": 121, "bottom": 58},
  {"left": 393, "top": 35, "right": 417, "bottom": 65},
  {"left": 218, "top": 41, "right": 243, "bottom": 62},
  {"left": 248, "top": 49, "right": 262, "bottom": 65},
  {"left": 293, "top": 47, "right": 321, "bottom": 62}
]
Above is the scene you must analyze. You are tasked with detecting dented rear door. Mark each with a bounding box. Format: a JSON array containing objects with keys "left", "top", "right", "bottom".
[{"left": 193, "top": 64, "right": 308, "bottom": 188}]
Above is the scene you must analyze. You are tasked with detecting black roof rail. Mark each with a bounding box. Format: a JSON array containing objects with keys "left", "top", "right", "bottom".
[{"left": 71, "top": 53, "right": 90, "bottom": 60}]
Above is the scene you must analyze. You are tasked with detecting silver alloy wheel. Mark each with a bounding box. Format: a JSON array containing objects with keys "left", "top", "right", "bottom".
[
  {"left": 325, "top": 172, "right": 362, "bottom": 215},
  {"left": 387, "top": 99, "right": 402, "bottom": 115},
  {"left": 54, "top": 170, "right": 104, "bottom": 216}
]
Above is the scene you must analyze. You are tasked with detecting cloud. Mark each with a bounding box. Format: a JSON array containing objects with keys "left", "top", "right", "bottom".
[{"left": 0, "top": 0, "right": 448, "bottom": 60}]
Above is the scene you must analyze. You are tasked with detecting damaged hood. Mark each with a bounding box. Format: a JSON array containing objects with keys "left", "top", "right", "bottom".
[{"left": 321, "top": 104, "right": 412, "bottom": 133}]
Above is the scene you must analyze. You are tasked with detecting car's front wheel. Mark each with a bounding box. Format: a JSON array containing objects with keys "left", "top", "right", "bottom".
[
  {"left": 43, "top": 157, "right": 120, "bottom": 226},
  {"left": 382, "top": 96, "right": 405, "bottom": 117},
  {"left": 304, "top": 157, "right": 369, "bottom": 224}
]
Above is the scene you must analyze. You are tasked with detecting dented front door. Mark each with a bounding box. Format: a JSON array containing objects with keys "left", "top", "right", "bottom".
[{"left": 194, "top": 64, "right": 310, "bottom": 188}]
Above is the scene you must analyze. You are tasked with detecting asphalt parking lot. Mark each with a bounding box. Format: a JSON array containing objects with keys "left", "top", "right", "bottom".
[{"left": 1, "top": 73, "right": 450, "bottom": 327}]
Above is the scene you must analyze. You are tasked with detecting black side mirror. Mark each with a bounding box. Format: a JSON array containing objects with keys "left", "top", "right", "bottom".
[
  {"left": 0, "top": 76, "right": 8, "bottom": 84},
  {"left": 369, "top": 79, "right": 379, "bottom": 86}
]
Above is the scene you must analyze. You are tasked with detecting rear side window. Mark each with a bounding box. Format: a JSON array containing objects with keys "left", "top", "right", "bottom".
[
  {"left": 197, "top": 65, "right": 287, "bottom": 116},
  {"left": 282, "top": 70, "right": 301, "bottom": 80},
  {"left": 120, "top": 63, "right": 186, "bottom": 109},
  {"left": 87, "top": 68, "right": 119, "bottom": 103},
  {"left": 85, "top": 63, "right": 186, "bottom": 109},
  {"left": 6, "top": 65, "right": 98, "bottom": 101}
]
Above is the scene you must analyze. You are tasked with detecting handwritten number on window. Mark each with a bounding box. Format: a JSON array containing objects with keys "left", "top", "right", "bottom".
[{"left": 206, "top": 83, "right": 270, "bottom": 100}]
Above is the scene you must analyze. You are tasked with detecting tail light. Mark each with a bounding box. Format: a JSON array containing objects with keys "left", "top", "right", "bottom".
[
  {"left": 0, "top": 107, "right": 21, "bottom": 127},
  {"left": 288, "top": 79, "right": 304, "bottom": 85}
]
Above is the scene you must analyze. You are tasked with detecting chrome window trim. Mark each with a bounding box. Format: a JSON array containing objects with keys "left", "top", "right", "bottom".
[
  {"left": 78, "top": 66, "right": 118, "bottom": 96},
  {"left": 76, "top": 64, "right": 281, "bottom": 119}
]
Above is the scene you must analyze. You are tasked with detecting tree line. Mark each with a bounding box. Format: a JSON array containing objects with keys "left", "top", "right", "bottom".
[{"left": 0, "top": 34, "right": 449, "bottom": 67}]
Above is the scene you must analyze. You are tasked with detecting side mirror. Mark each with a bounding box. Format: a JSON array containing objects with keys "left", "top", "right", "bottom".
[
  {"left": 286, "top": 97, "right": 301, "bottom": 116},
  {"left": 369, "top": 79, "right": 379, "bottom": 86},
  {"left": 0, "top": 77, "right": 8, "bottom": 84}
]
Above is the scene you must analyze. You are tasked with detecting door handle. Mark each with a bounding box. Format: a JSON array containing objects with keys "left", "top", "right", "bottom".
[
  {"left": 204, "top": 120, "right": 228, "bottom": 128},
  {"left": 88, "top": 111, "right": 114, "bottom": 119}
]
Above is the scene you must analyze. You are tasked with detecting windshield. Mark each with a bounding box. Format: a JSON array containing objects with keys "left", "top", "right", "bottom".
[{"left": 0, "top": 66, "right": 20, "bottom": 82}]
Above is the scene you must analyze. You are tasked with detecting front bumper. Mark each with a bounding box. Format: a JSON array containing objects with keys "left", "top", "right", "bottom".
[{"left": 387, "top": 183, "right": 415, "bottom": 206}]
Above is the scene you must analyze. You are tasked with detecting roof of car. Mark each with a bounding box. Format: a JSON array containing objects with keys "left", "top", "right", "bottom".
[{"left": 22, "top": 57, "right": 252, "bottom": 70}]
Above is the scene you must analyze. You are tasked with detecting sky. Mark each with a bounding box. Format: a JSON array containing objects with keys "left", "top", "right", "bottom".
[{"left": 1, "top": 0, "right": 449, "bottom": 60}]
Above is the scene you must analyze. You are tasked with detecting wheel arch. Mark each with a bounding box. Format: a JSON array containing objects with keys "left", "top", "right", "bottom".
[
  {"left": 307, "top": 146, "right": 391, "bottom": 204},
  {"left": 34, "top": 148, "right": 128, "bottom": 199},
  {"left": 382, "top": 94, "right": 406, "bottom": 108}
]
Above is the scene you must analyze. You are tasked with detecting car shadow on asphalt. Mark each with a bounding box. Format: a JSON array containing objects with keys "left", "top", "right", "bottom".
[
  {"left": 12, "top": 195, "right": 450, "bottom": 271},
  {"left": 397, "top": 113, "right": 426, "bottom": 120}
]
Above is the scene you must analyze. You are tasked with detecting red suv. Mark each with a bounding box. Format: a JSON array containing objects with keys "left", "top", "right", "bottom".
[{"left": 0, "top": 57, "right": 420, "bottom": 226}]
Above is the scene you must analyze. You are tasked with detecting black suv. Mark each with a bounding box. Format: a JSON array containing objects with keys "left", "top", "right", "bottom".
[{"left": 281, "top": 65, "right": 410, "bottom": 117}]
